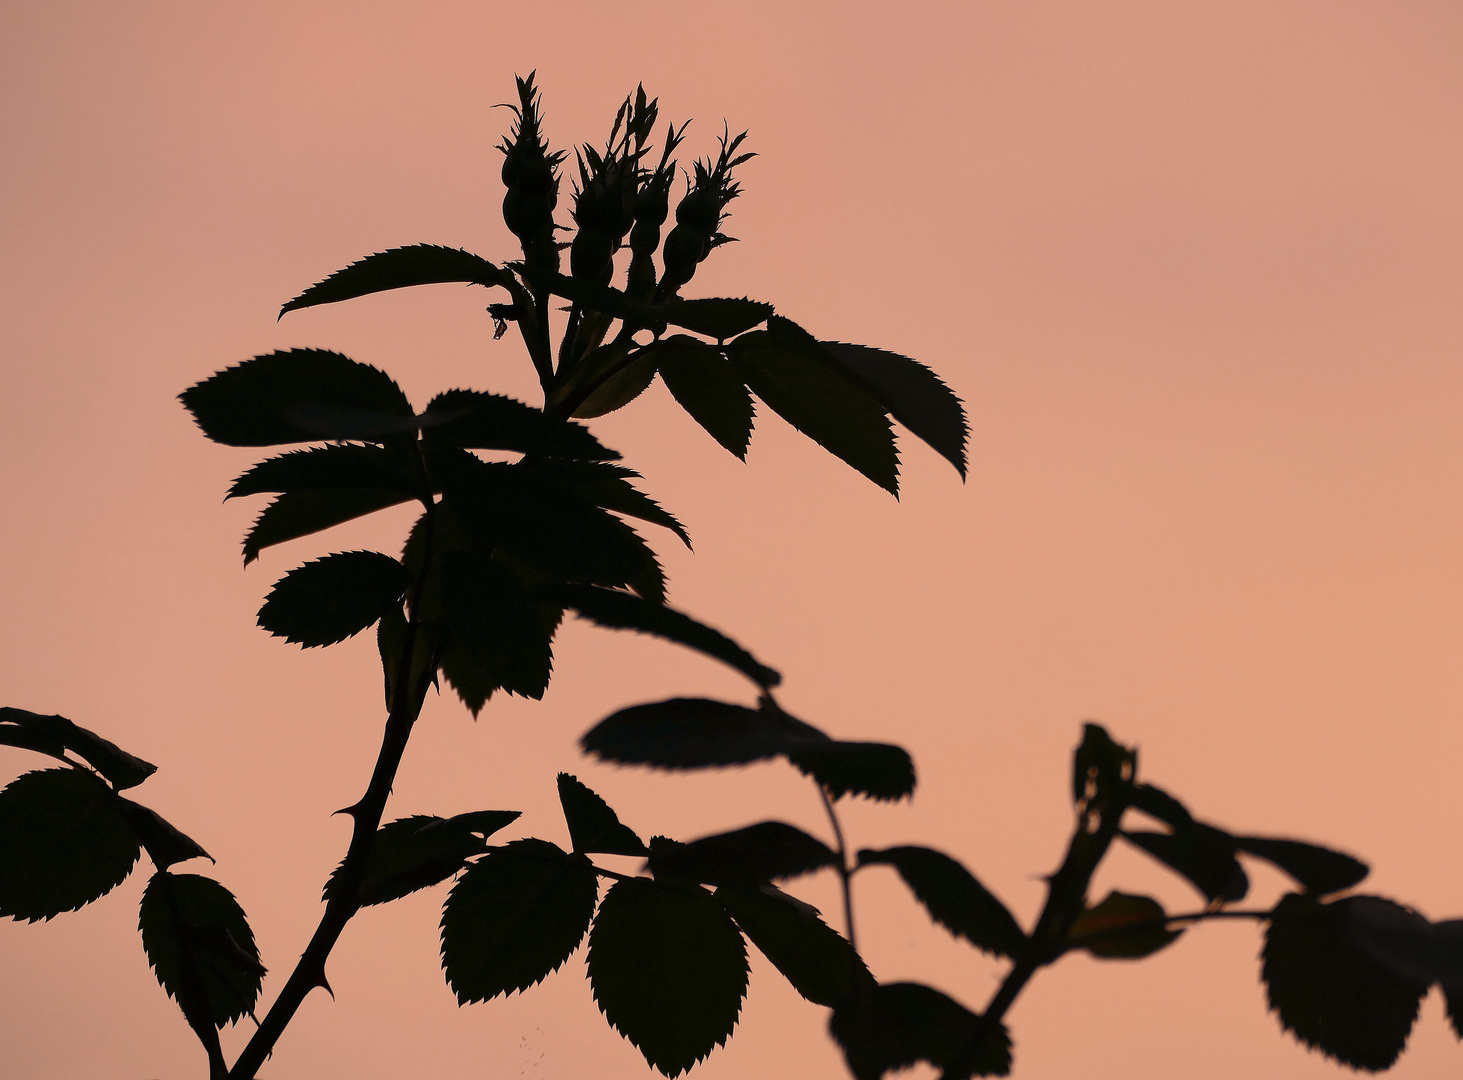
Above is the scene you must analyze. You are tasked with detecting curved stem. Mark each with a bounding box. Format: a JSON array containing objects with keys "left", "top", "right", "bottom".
[{"left": 817, "top": 785, "right": 858, "bottom": 953}]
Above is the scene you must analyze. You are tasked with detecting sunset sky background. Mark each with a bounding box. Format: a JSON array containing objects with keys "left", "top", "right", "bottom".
[{"left": 4, "top": 2, "right": 1463, "bottom": 1077}]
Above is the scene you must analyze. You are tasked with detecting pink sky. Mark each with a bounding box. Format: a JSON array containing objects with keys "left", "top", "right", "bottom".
[{"left": 3, "top": 2, "right": 1462, "bottom": 1077}]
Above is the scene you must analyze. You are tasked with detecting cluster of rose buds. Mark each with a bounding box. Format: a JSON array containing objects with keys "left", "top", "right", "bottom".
[{"left": 498, "top": 73, "right": 567, "bottom": 279}]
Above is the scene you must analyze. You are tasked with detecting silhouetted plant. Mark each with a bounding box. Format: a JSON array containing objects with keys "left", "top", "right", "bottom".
[{"left": 3, "top": 74, "right": 1460, "bottom": 1080}]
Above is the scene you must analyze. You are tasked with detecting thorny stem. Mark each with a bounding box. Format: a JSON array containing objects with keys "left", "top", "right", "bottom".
[{"left": 817, "top": 785, "right": 858, "bottom": 954}]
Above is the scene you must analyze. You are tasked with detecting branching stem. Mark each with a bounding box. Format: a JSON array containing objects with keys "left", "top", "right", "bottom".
[{"left": 817, "top": 784, "right": 858, "bottom": 954}]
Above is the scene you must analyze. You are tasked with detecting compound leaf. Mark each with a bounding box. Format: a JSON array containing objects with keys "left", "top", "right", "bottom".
[
  {"left": 1067, "top": 891, "right": 1181, "bottom": 959},
  {"left": 257, "top": 551, "right": 409, "bottom": 648},
  {"left": 652, "top": 335, "right": 755, "bottom": 459},
  {"left": 648, "top": 823, "right": 836, "bottom": 886},
  {"left": 557, "top": 774, "right": 646, "bottom": 856},
  {"left": 829, "top": 982, "right": 1011, "bottom": 1080},
  {"left": 440, "top": 839, "right": 598, "bottom": 1001},
  {"left": 581, "top": 698, "right": 825, "bottom": 770},
  {"left": 1236, "top": 835, "right": 1368, "bottom": 897},
  {"left": 0, "top": 707, "right": 156, "bottom": 790},
  {"left": 589, "top": 877, "right": 749, "bottom": 1077},
  {"left": 0, "top": 769, "right": 141, "bottom": 921},
  {"left": 857, "top": 846, "right": 1024, "bottom": 959},
  {"left": 324, "top": 811, "right": 520, "bottom": 908},
  {"left": 789, "top": 742, "right": 915, "bottom": 802},
  {"left": 715, "top": 884, "right": 870, "bottom": 1007},
  {"left": 280, "top": 244, "right": 508, "bottom": 317}
]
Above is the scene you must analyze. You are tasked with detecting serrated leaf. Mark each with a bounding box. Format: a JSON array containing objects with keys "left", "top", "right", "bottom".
[
  {"left": 0, "top": 707, "right": 156, "bottom": 790},
  {"left": 648, "top": 823, "right": 836, "bottom": 886},
  {"left": 437, "top": 551, "right": 563, "bottom": 713},
  {"left": 829, "top": 982, "right": 1011, "bottom": 1080},
  {"left": 819, "top": 341, "right": 968, "bottom": 478},
  {"left": 257, "top": 551, "right": 409, "bottom": 648},
  {"left": 546, "top": 585, "right": 780, "bottom": 687},
  {"left": 324, "top": 810, "right": 520, "bottom": 908},
  {"left": 180, "top": 349, "right": 415, "bottom": 447},
  {"left": 788, "top": 742, "right": 915, "bottom": 802},
  {"left": 527, "top": 460, "right": 690, "bottom": 547},
  {"left": 1123, "top": 825, "right": 1248, "bottom": 903},
  {"left": 663, "top": 298, "right": 773, "bottom": 340},
  {"left": 116, "top": 799, "right": 212, "bottom": 870},
  {"left": 242, "top": 488, "right": 415, "bottom": 565},
  {"left": 1127, "top": 782, "right": 1194, "bottom": 830},
  {"left": 440, "top": 838, "right": 599, "bottom": 1001},
  {"left": 139, "top": 871, "right": 265, "bottom": 1033},
  {"left": 573, "top": 349, "right": 659, "bottom": 419},
  {"left": 652, "top": 335, "right": 755, "bottom": 459},
  {"left": 0, "top": 769, "right": 140, "bottom": 921},
  {"left": 1067, "top": 891, "right": 1182, "bottom": 959},
  {"left": 715, "top": 884, "right": 870, "bottom": 1007},
  {"left": 589, "top": 877, "right": 749, "bottom": 1077},
  {"left": 280, "top": 244, "right": 508, "bottom": 317},
  {"left": 729, "top": 318, "right": 898, "bottom": 495},
  {"left": 1235, "top": 835, "right": 1368, "bottom": 896},
  {"left": 581, "top": 697, "right": 826, "bottom": 769},
  {"left": 557, "top": 774, "right": 646, "bottom": 856},
  {"left": 856, "top": 846, "right": 1025, "bottom": 959},
  {"left": 227, "top": 444, "right": 424, "bottom": 501},
  {"left": 420, "top": 390, "right": 619, "bottom": 461},
  {"left": 1263, "top": 892, "right": 1427, "bottom": 1071}
]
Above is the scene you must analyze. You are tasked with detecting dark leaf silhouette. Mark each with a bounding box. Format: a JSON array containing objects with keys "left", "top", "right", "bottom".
[
  {"left": 572, "top": 350, "right": 660, "bottom": 419},
  {"left": 1127, "top": 782, "right": 1194, "bottom": 830},
  {"left": 588, "top": 877, "right": 749, "bottom": 1077},
  {"left": 819, "top": 341, "right": 968, "bottom": 478},
  {"left": 324, "top": 811, "right": 520, "bottom": 908},
  {"left": 180, "top": 349, "right": 415, "bottom": 447},
  {"left": 829, "top": 982, "right": 1011, "bottom": 1080},
  {"left": 1263, "top": 893, "right": 1427, "bottom": 1071},
  {"left": 1235, "top": 835, "right": 1368, "bottom": 896},
  {"left": 788, "top": 742, "right": 915, "bottom": 802},
  {"left": 1123, "top": 826, "right": 1248, "bottom": 903},
  {"left": 0, "top": 769, "right": 140, "bottom": 921},
  {"left": 663, "top": 297, "right": 773, "bottom": 339},
  {"left": 649, "top": 336, "right": 755, "bottom": 459},
  {"left": 440, "top": 838, "right": 598, "bottom": 1001},
  {"left": 526, "top": 460, "right": 690, "bottom": 547},
  {"left": 1447, "top": 987, "right": 1463, "bottom": 1040},
  {"left": 116, "top": 799, "right": 212, "bottom": 870},
  {"left": 257, "top": 551, "right": 410, "bottom": 648},
  {"left": 279, "top": 244, "right": 508, "bottom": 317},
  {"left": 1067, "top": 891, "right": 1181, "bottom": 959},
  {"left": 729, "top": 318, "right": 898, "bottom": 494},
  {"left": 242, "top": 488, "right": 416, "bottom": 565},
  {"left": 557, "top": 774, "right": 646, "bottom": 856},
  {"left": 546, "top": 585, "right": 780, "bottom": 688},
  {"left": 420, "top": 389, "right": 618, "bottom": 461},
  {"left": 647, "top": 823, "right": 836, "bottom": 886},
  {"left": 857, "top": 846, "right": 1025, "bottom": 959},
  {"left": 0, "top": 707, "right": 156, "bottom": 790},
  {"left": 1344, "top": 898, "right": 1463, "bottom": 989},
  {"left": 581, "top": 698, "right": 825, "bottom": 770},
  {"left": 227, "top": 444, "right": 424, "bottom": 502},
  {"left": 139, "top": 871, "right": 266, "bottom": 1035},
  {"left": 438, "top": 551, "right": 562, "bottom": 712},
  {"left": 715, "top": 884, "right": 871, "bottom": 1007}
]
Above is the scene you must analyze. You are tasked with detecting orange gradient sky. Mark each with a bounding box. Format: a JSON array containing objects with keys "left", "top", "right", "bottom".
[{"left": 3, "top": 3, "right": 1463, "bottom": 1078}]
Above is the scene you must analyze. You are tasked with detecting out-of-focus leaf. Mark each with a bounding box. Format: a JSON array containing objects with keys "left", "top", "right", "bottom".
[
  {"left": 715, "top": 884, "right": 870, "bottom": 1007},
  {"left": 527, "top": 460, "right": 690, "bottom": 547},
  {"left": 242, "top": 488, "right": 415, "bottom": 565},
  {"left": 546, "top": 585, "right": 780, "bottom": 688},
  {"left": 0, "top": 707, "right": 156, "bottom": 790},
  {"left": 1127, "top": 782, "right": 1194, "bottom": 830},
  {"left": 1263, "top": 892, "right": 1427, "bottom": 1071},
  {"left": 588, "top": 877, "right": 748, "bottom": 1077},
  {"left": 664, "top": 298, "right": 773, "bottom": 339},
  {"left": 227, "top": 444, "right": 424, "bottom": 501},
  {"left": 1123, "top": 826, "right": 1248, "bottom": 903},
  {"left": 324, "top": 810, "right": 520, "bottom": 908},
  {"left": 440, "top": 838, "right": 599, "bottom": 1001},
  {"left": 557, "top": 774, "right": 646, "bottom": 856},
  {"left": 857, "top": 846, "right": 1025, "bottom": 959},
  {"left": 180, "top": 349, "right": 415, "bottom": 447},
  {"left": 1067, "top": 891, "right": 1181, "bottom": 959},
  {"left": 257, "top": 551, "right": 410, "bottom": 648},
  {"left": 0, "top": 769, "right": 140, "bottom": 921},
  {"left": 421, "top": 389, "right": 618, "bottom": 461},
  {"left": 116, "top": 799, "right": 212, "bottom": 870},
  {"left": 1071, "top": 722, "right": 1134, "bottom": 806},
  {"left": 437, "top": 551, "right": 563, "bottom": 713},
  {"left": 819, "top": 341, "right": 968, "bottom": 478},
  {"left": 653, "top": 335, "right": 755, "bottom": 459},
  {"left": 729, "top": 319, "right": 898, "bottom": 494},
  {"left": 279, "top": 245, "right": 508, "bottom": 317},
  {"left": 581, "top": 698, "right": 825, "bottom": 770},
  {"left": 829, "top": 982, "right": 1011, "bottom": 1080},
  {"left": 648, "top": 823, "right": 836, "bottom": 886},
  {"left": 1345, "top": 898, "right": 1463, "bottom": 990},
  {"left": 1447, "top": 985, "right": 1463, "bottom": 1040},
  {"left": 788, "top": 742, "right": 915, "bottom": 802},
  {"left": 1236, "top": 835, "right": 1368, "bottom": 896},
  {"left": 573, "top": 350, "right": 659, "bottom": 419},
  {"left": 139, "top": 871, "right": 266, "bottom": 1034}
]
